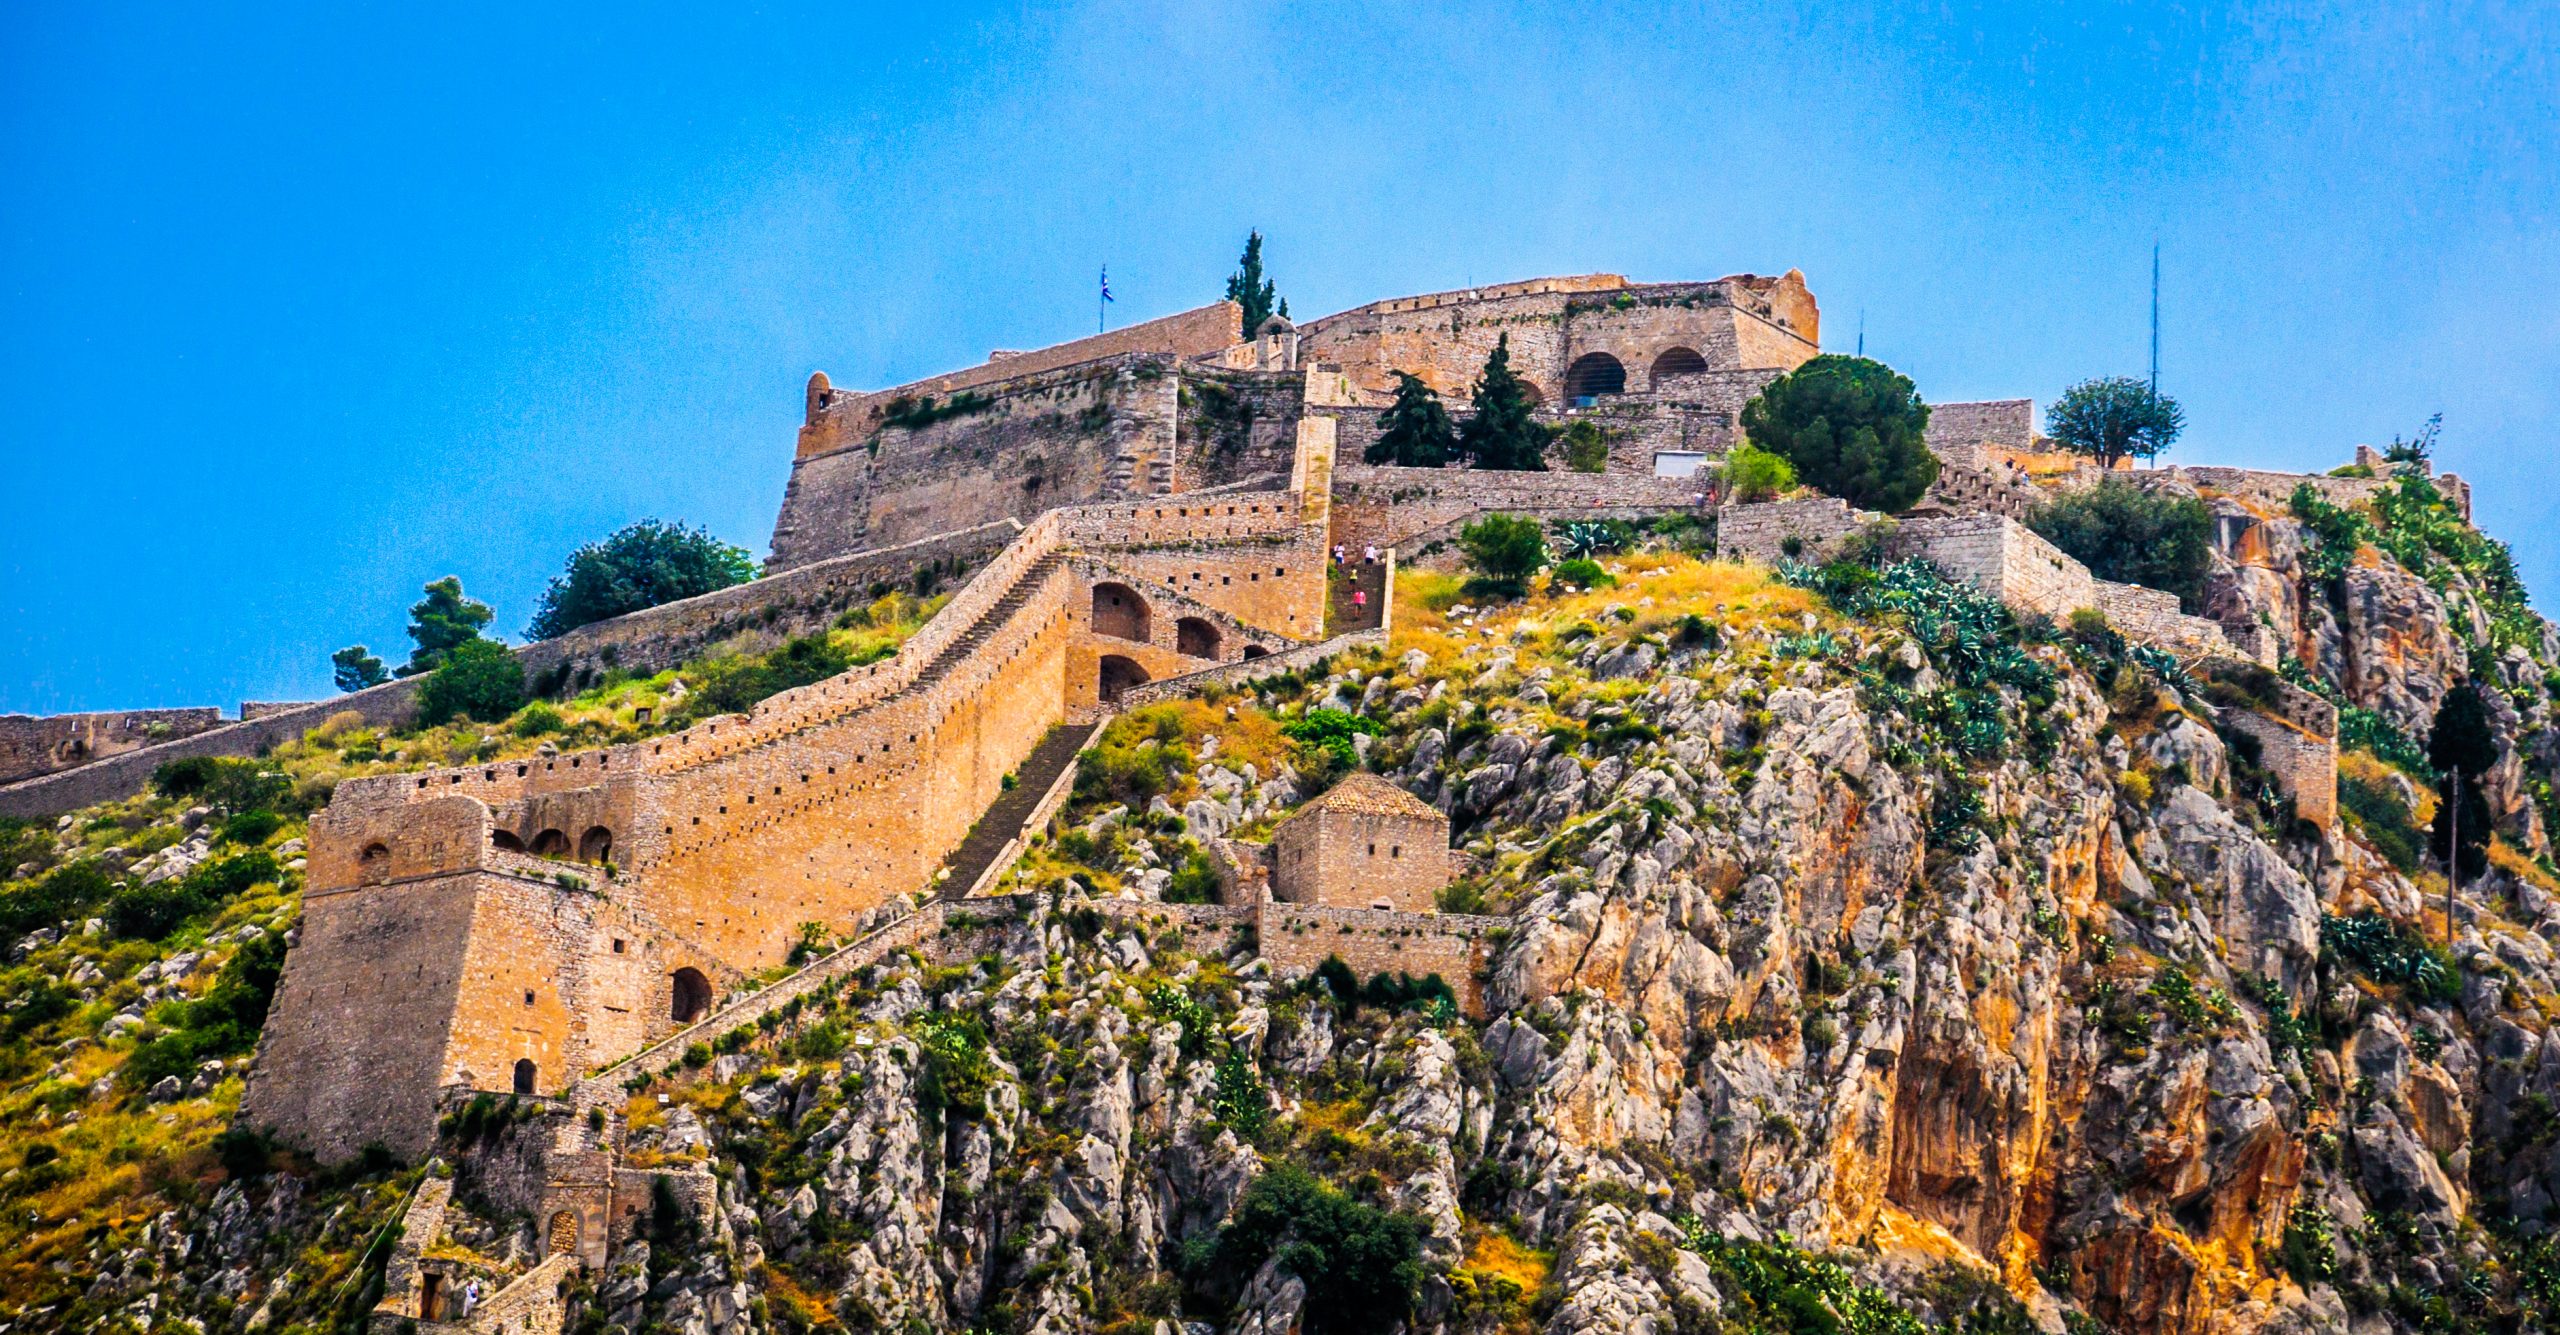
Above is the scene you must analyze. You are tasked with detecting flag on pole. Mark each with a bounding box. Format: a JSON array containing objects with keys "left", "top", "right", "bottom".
[{"left": 1099, "top": 266, "right": 1114, "bottom": 332}]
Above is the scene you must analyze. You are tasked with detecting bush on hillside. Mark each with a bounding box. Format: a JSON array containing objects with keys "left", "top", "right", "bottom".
[
  {"left": 106, "top": 851, "right": 279, "bottom": 942},
  {"left": 2027, "top": 480, "right": 2215, "bottom": 611},
  {"left": 1457, "top": 514, "right": 1549, "bottom": 596},
  {"left": 1719, "top": 442, "right": 1797, "bottom": 503},
  {"left": 413, "top": 638, "right": 526, "bottom": 727},
  {"left": 1739, "top": 355, "right": 1937, "bottom": 512},
  {"left": 526, "top": 520, "right": 758, "bottom": 640},
  {"left": 2048, "top": 376, "right": 2185, "bottom": 468},
  {"left": 1181, "top": 1164, "right": 1425, "bottom": 1335}
]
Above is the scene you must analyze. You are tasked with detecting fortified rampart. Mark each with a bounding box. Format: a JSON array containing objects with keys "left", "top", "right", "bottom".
[{"left": 0, "top": 707, "right": 224, "bottom": 785}]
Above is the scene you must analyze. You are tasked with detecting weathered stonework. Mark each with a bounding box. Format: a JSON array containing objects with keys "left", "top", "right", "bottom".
[
  {"left": 1268, "top": 772, "right": 1453, "bottom": 913},
  {"left": 0, "top": 707, "right": 223, "bottom": 785}
]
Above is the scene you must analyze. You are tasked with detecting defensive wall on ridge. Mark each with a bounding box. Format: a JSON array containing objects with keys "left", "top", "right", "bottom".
[{"left": 0, "top": 707, "right": 225, "bottom": 786}]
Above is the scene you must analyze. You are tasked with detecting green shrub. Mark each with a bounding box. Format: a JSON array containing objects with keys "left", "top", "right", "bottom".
[
  {"left": 216, "top": 809, "right": 283, "bottom": 847},
  {"left": 1558, "top": 419, "right": 1610, "bottom": 473},
  {"left": 1719, "top": 442, "right": 1797, "bottom": 503},
  {"left": 1551, "top": 558, "right": 1615, "bottom": 591},
  {"left": 1457, "top": 514, "right": 1549, "bottom": 595},
  {"left": 2047, "top": 376, "right": 2185, "bottom": 468},
  {"left": 152, "top": 756, "right": 293, "bottom": 812},
  {"left": 668, "top": 632, "right": 851, "bottom": 727},
  {"left": 511, "top": 702, "right": 566, "bottom": 737},
  {"left": 2321, "top": 912, "right": 2461, "bottom": 1006},
  {"left": 526, "top": 520, "right": 758, "bottom": 640},
  {"left": 125, "top": 927, "right": 288, "bottom": 1089},
  {"left": 1283, "top": 709, "right": 1382, "bottom": 766},
  {"left": 0, "top": 861, "right": 114, "bottom": 939},
  {"left": 1739, "top": 355, "right": 1938, "bottom": 512},
  {"left": 1166, "top": 849, "right": 1221, "bottom": 904},
  {"left": 414, "top": 639, "right": 526, "bottom": 726},
  {"left": 2027, "top": 480, "right": 2214, "bottom": 611},
  {"left": 1182, "top": 1164, "right": 1425, "bottom": 1335},
  {"left": 2338, "top": 776, "right": 2422, "bottom": 872},
  {"left": 107, "top": 852, "right": 280, "bottom": 941}
]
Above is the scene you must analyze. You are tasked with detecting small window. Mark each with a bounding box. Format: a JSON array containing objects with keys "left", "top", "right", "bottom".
[
  {"left": 1391, "top": 846, "right": 1402, "bottom": 859},
  {"left": 612, "top": 938, "right": 626, "bottom": 954},
  {"left": 1368, "top": 842, "right": 1377, "bottom": 855},
  {"left": 524, "top": 990, "right": 535, "bottom": 1006}
]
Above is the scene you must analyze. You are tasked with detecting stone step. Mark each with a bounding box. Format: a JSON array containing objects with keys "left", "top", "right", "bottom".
[{"left": 934, "top": 723, "right": 1091, "bottom": 899}]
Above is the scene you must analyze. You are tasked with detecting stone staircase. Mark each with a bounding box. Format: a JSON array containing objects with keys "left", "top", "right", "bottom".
[
  {"left": 936, "top": 722, "right": 1094, "bottom": 900},
  {"left": 1330, "top": 558, "right": 1389, "bottom": 632}
]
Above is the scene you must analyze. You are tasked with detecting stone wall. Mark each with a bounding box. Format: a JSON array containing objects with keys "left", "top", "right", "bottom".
[
  {"left": 796, "top": 302, "right": 1244, "bottom": 453},
  {"left": 1925, "top": 400, "right": 2036, "bottom": 464},
  {"left": 1271, "top": 803, "right": 1451, "bottom": 913},
  {"left": 1252, "top": 902, "right": 1502, "bottom": 1017},
  {"left": 1892, "top": 513, "right": 2097, "bottom": 621},
  {"left": 1117, "top": 629, "right": 1389, "bottom": 711},
  {"left": 1326, "top": 464, "right": 1698, "bottom": 556},
  {"left": 2093, "top": 581, "right": 2251, "bottom": 663},
  {"left": 1715, "top": 497, "right": 1884, "bottom": 567},
  {"left": 0, "top": 707, "right": 225, "bottom": 785}
]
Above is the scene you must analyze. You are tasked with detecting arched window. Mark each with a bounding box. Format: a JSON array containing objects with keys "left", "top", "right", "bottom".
[
  {"left": 1240, "top": 644, "right": 1270, "bottom": 659},
  {"left": 1175, "top": 617, "right": 1221, "bottom": 659},
  {"left": 548, "top": 1210, "right": 580, "bottom": 1256},
  {"left": 670, "top": 968, "right": 712, "bottom": 1024},
  {"left": 490, "top": 830, "right": 525, "bottom": 853},
  {"left": 1098, "top": 655, "right": 1151, "bottom": 704},
  {"left": 358, "top": 842, "right": 391, "bottom": 884},
  {"left": 1090, "top": 583, "right": 1150, "bottom": 641},
  {"left": 1563, "top": 353, "right": 1627, "bottom": 404},
  {"left": 1649, "top": 346, "right": 1708, "bottom": 387},
  {"left": 512, "top": 1059, "right": 537, "bottom": 1095},
  {"left": 530, "top": 828, "right": 570, "bottom": 857},
  {"left": 577, "top": 826, "right": 613, "bottom": 863}
]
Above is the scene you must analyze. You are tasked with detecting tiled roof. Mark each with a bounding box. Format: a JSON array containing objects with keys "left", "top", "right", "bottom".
[{"left": 1291, "top": 772, "right": 1444, "bottom": 822}]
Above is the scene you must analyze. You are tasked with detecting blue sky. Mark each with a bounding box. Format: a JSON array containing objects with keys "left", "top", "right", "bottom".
[{"left": 2, "top": 2, "right": 2553, "bottom": 714}]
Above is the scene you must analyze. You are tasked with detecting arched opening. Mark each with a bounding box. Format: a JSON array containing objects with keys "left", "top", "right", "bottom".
[
  {"left": 548, "top": 1210, "right": 580, "bottom": 1256},
  {"left": 1563, "top": 353, "right": 1627, "bottom": 404},
  {"left": 530, "top": 828, "right": 570, "bottom": 858},
  {"left": 1517, "top": 381, "right": 1545, "bottom": 409},
  {"left": 420, "top": 1274, "right": 445, "bottom": 1320},
  {"left": 1649, "top": 346, "right": 1709, "bottom": 387},
  {"left": 1090, "top": 582, "right": 1150, "bottom": 641},
  {"left": 512, "top": 1058, "right": 537, "bottom": 1095},
  {"left": 1175, "top": 617, "right": 1222, "bottom": 659},
  {"left": 1241, "top": 644, "right": 1270, "bottom": 659},
  {"left": 1098, "top": 655, "right": 1151, "bottom": 704},
  {"left": 670, "top": 968, "right": 712, "bottom": 1024},
  {"left": 577, "top": 826, "right": 613, "bottom": 864},
  {"left": 358, "top": 842, "right": 391, "bottom": 884},
  {"left": 490, "top": 829, "right": 525, "bottom": 853}
]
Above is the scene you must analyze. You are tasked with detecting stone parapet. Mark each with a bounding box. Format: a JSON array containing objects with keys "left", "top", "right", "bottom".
[
  {"left": 0, "top": 706, "right": 226, "bottom": 785},
  {"left": 1715, "top": 497, "right": 1884, "bottom": 566},
  {"left": 1254, "top": 901, "right": 1503, "bottom": 1016}
]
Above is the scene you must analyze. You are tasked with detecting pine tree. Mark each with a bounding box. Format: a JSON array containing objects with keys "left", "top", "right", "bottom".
[
  {"left": 396, "top": 576, "right": 496, "bottom": 677},
  {"left": 1461, "top": 335, "right": 1549, "bottom": 471},
  {"left": 1223, "top": 231, "right": 1286, "bottom": 336},
  {"left": 331, "top": 645, "right": 387, "bottom": 693},
  {"left": 1365, "top": 373, "right": 1457, "bottom": 467}
]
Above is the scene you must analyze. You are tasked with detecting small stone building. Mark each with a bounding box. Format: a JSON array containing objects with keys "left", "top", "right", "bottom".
[{"left": 1269, "top": 772, "right": 1451, "bottom": 913}]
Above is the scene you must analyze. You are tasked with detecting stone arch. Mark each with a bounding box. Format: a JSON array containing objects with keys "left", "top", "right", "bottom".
[
  {"left": 1649, "top": 346, "right": 1709, "bottom": 387},
  {"left": 548, "top": 1210, "right": 580, "bottom": 1256},
  {"left": 1175, "top": 616, "right": 1222, "bottom": 659},
  {"left": 1241, "top": 644, "right": 1270, "bottom": 660},
  {"left": 512, "top": 1058, "right": 537, "bottom": 1095},
  {"left": 1091, "top": 582, "right": 1150, "bottom": 641},
  {"left": 530, "top": 828, "right": 570, "bottom": 857},
  {"left": 670, "top": 967, "right": 712, "bottom": 1024},
  {"left": 358, "top": 842, "right": 391, "bottom": 884},
  {"left": 490, "top": 829, "right": 526, "bottom": 853},
  {"left": 1563, "top": 353, "right": 1627, "bottom": 403},
  {"left": 577, "top": 825, "right": 613, "bottom": 863},
  {"left": 1099, "top": 655, "right": 1151, "bottom": 704}
]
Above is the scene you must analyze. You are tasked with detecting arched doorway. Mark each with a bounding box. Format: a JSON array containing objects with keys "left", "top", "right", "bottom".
[
  {"left": 1091, "top": 582, "right": 1150, "bottom": 641},
  {"left": 1649, "top": 347, "right": 1708, "bottom": 387},
  {"left": 490, "top": 829, "right": 525, "bottom": 853},
  {"left": 1175, "top": 617, "right": 1221, "bottom": 659},
  {"left": 1240, "top": 644, "right": 1270, "bottom": 659},
  {"left": 1563, "top": 353, "right": 1627, "bottom": 404},
  {"left": 670, "top": 968, "right": 712, "bottom": 1024},
  {"left": 530, "top": 828, "right": 570, "bottom": 857},
  {"left": 548, "top": 1210, "right": 580, "bottom": 1256},
  {"left": 1099, "top": 655, "right": 1151, "bottom": 704},
  {"left": 512, "top": 1059, "right": 537, "bottom": 1095},
  {"left": 577, "top": 826, "right": 613, "bottom": 864}
]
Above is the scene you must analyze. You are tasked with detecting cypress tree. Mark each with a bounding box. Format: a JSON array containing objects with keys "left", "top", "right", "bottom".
[
  {"left": 397, "top": 576, "right": 496, "bottom": 677},
  {"left": 2428, "top": 682, "right": 2498, "bottom": 881},
  {"left": 1365, "top": 372, "right": 1457, "bottom": 467},
  {"left": 1461, "top": 335, "right": 1549, "bottom": 472},
  {"left": 1223, "top": 231, "right": 1286, "bottom": 336}
]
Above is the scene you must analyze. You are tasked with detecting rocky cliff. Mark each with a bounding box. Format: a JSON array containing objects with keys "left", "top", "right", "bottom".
[{"left": 4, "top": 470, "right": 2558, "bottom": 1335}]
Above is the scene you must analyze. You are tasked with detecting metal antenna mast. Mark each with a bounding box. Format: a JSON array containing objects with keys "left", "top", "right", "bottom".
[{"left": 2149, "top": 242, "right": 2160, "bottom": 391}]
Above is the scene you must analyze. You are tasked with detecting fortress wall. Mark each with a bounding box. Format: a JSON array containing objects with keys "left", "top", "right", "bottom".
[
  {"left": 770, "top": 358, "right": 1179, "bottom": 571},
  {"left": 1327, "top": 465, "right": 1697, "bottom": 556},
  {"left": 1925, "top": 400, "right": 2037, "bottom": 462},
  {"left": 2093, "top": 581, "right": 2245, "bottom": 661},
  {"left": 1894, "top": 513, "right": 2097, "bottom": 620},
  {"left": 2222, "top": 709, "right": 2339, "bottom": 828},
  {"left": 243, "top": 865, "right": 483, "bottom": 1161},
  {"left": 797, "top": 302, "right": 1243, "bottom": 454},
  {"left": 1252, "top": 902, "right": 1502, "bottom": 1017},
  {"left": 1175, "top": 368, "right": 1307, "bottom": 489},
  {"left": 1118, "top": 629, "right": 1389, "bottom": 711},
  {"left": 1715, "top": 498, "right": 1884, "bottom": 567},
  {"left": 0, "top": 708, "right": 227, "bottom": 785}
]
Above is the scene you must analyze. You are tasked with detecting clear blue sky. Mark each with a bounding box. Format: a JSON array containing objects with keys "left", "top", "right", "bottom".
[{"left": 3, "top": 3, "right": 2553, "bottom": 714}]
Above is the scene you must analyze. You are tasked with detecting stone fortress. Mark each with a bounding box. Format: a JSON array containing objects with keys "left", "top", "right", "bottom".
[{"left": 0, "top": 264, "right": 2458, "bottom": 1290}]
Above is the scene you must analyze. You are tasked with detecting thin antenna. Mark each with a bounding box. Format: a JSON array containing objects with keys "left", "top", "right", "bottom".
[
  {"left": 2149, "top": 242, "right": 2160, "bottom": 391},
  {"left": 1856, "top": 309, "right": 1865, "bottom": 358}
]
